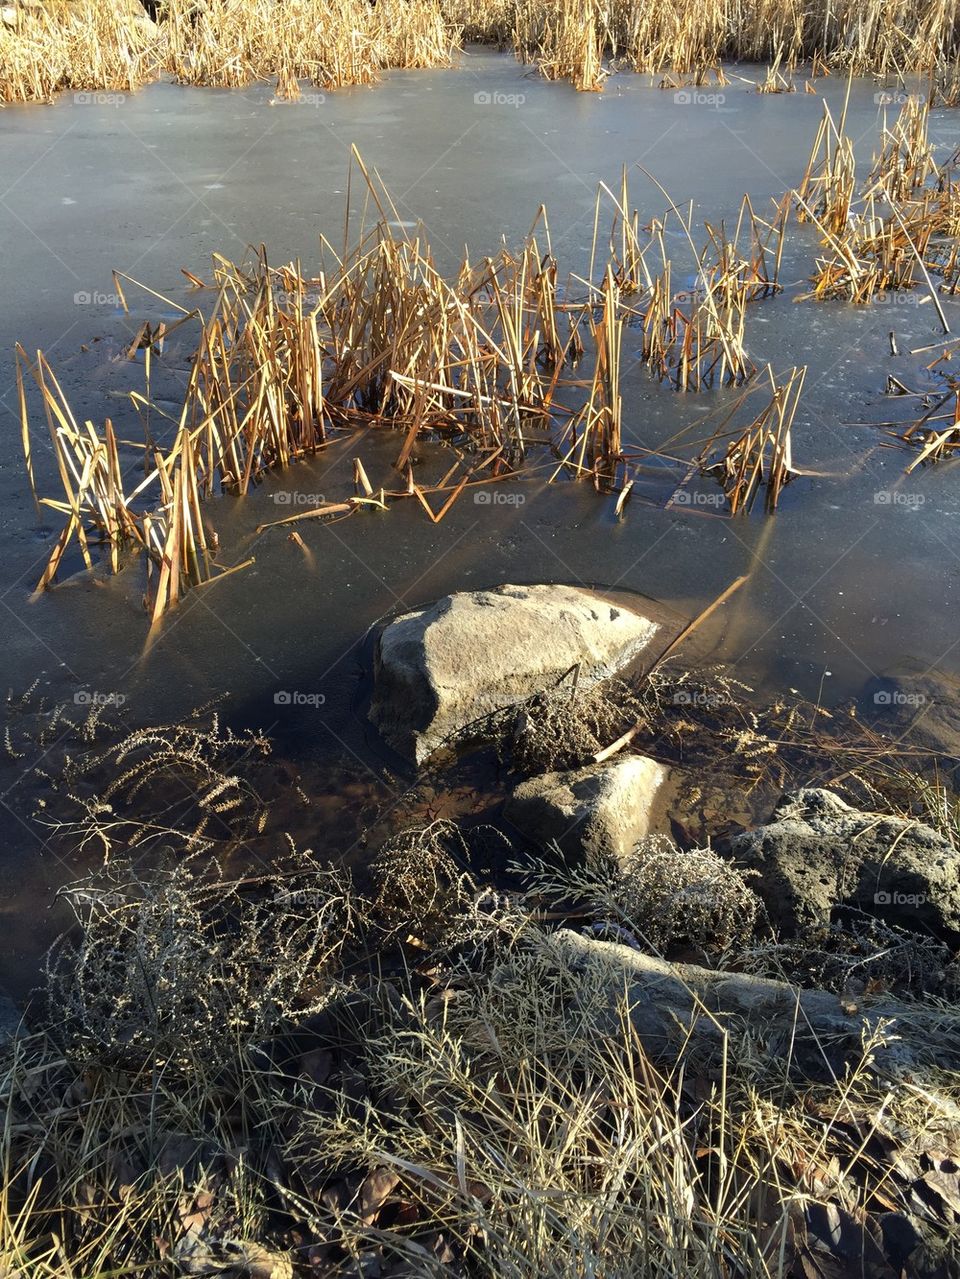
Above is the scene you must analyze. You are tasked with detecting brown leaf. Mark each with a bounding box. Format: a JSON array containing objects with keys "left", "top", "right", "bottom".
[
  {"left": 360, "top": 1168, "right": 401, "bottom": 1225},
  {"left": 232, "top": 1241, "right": 294, "bottom": 1279}
]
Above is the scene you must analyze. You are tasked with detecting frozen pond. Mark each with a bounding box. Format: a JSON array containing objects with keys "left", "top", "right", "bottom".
[{"left": 1, "top": 49, "right": 958, "bottom": 986}]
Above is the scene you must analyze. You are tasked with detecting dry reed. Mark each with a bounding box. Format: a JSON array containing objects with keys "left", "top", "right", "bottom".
[
  {"left": 17, "top": 151, "right": 808, "bottom": 617},
  {"left": 795, "top": 93, "right": 959, "bottom": 320},
  {"left": 6, "top": 0, "right": 960, "bottom": 102},
  {"left": 1, "top": 0, "right": 455, "bottom": 104},
  {"left": 697, "top": 364, "right": 804, "bottom": 512}
]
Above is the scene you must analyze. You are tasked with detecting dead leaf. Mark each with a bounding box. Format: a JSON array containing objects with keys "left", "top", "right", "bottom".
[{"left": 360, "top": 1168, "right": 400, "bottom": 1225}]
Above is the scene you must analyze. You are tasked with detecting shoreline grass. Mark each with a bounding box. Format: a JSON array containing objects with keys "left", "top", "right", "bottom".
[
  {"left": 2, "top": 722, "right": 958, "bottom": 1277},
  {"left": 3, "top": 658, "right": 960, "bottom": 1276}
]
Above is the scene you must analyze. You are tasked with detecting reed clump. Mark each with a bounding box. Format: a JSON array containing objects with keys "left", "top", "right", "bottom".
[
  {"left": 601, "top": 184, "right": 785, "bottom": 392},
  {"left": 6, "top": 0, "right": 960, "bottom": 102},
  {"left": 18, "top": 158, "right": 800, "bottom": 618},
  {"left": 452, "top": 0, "right": 960, "bottom": 85},
  {"left": 795, "top": 92, "right": 960, "bottom": 315},
  {"left": 164, "top": 0, "right": 455, "bottom": 91},
  {"left": 0, "top": 0, "right": 456, "bottom": 104},
  {"left": 697, "top": 364, "right": 804, "bottom": 513},
  {"left": 894, "top": 386, "right": 960, "bottom": 468},
  {"left": 0, "top": 0, "right": 152, "bottom": 104},
  {"left": 530, "top": 0, "right": 607, "bottom": 91}
]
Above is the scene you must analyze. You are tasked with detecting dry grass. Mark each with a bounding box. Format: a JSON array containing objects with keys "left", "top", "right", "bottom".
[
  {"left": 0, "top": 854, "right": 355, "bottom": 1279},
  {"left": 291, "top": 929, "right": 960, "bottom": 1277},
  {"left": 519, "top": 834, "right": 762, "bottom": 956},
  {"left": 503, "top": 674, "right": 647, "bottom": 775},
  {"left": 3, "top": 688, "right": 960, "bottom": 1276},
  {"left": 46, "top": 853, "right": 354, "bottom": 1074},
  {"left": 33, "top": 709, "right": 275, "bottom": 854},
  {"left": 5, "top": 857, "right": 959, "bottom": 1278}
]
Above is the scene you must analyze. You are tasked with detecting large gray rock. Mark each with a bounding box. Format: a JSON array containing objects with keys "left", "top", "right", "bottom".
[
  {"left": 550, "top": 929, "right": 960, "bottom": 1079},
  {"left": 370, "top": 584, "right": 661, "bottom": 764},
  {"left": 504, "top": 755, "right": 670, "bottom": 866},
  {"left": 730, "top": 788, "right": 960, "bottom": 939}
]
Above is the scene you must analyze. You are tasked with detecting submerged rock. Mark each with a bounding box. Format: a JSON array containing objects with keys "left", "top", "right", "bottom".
[
  {"left": 504, "top": 755, "right": 670, "bottom": 867},
  {"left": 730, "top": 788, "right": 960, "bottom": 939},
  {"left": 369, "top": 584, "right": 661, "bottom": 764}
]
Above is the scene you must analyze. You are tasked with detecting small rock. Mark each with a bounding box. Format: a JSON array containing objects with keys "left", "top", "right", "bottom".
[
  {"left": 730, "top": 788, "right": 960, "bottom": 939},
  {"left": 504, "top": 755, "right": 670, "bottom": 867},
  {"left": 370, "top": 584, "right": 662, "bottom": 764}
]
